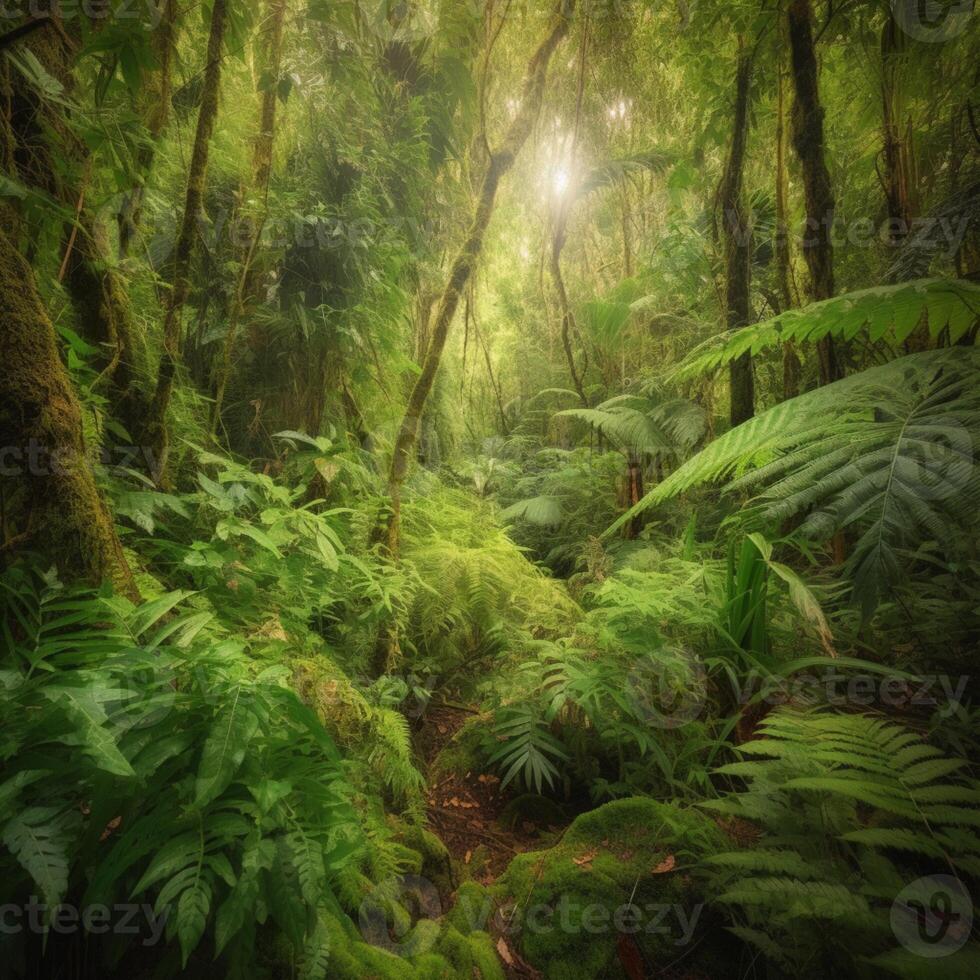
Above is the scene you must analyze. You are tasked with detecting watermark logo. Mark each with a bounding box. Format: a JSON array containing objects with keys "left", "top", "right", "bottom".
[
  {"left": 891, "top": 875, "right": 973, "bottom": 957},
  {"left": 899, "top": 413, "right": 974, "bottom": 503},
  {"left": 358, "top": 874, "right": 442, "bottom": 958},
  {"left": 0, "top": 2, "right": 165, "bottom": 28},
  {"left": 626, "top": 646, "right": 706, "bottom": 730},
  {"left": 891, "top": 0, "right": 974, "bottom": 43}
]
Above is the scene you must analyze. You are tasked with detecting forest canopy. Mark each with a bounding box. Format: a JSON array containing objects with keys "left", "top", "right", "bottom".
[{"left": 0, "top": 1, "right": 978, "bottom": 978}]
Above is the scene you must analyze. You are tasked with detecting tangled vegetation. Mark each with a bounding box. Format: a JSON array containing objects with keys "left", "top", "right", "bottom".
[{"left": 0, "top": 1, "right": 977, "bottom": 978}]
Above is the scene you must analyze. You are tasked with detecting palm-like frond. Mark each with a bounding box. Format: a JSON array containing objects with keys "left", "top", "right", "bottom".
[
  {"left": 576, "top": 149, "right": 675, "bottom": 197},
  {"left": 675, "top": 279, "right": 978, "bottom": 381},
  {"left": 501, "top": 495, "right": 564, "bottom": 527},
  {"left": 607, "top": 350, "right": 980, "bottom": 613},
  {"left": 558, "top": 393, "right": 706, "bottom": 458}
]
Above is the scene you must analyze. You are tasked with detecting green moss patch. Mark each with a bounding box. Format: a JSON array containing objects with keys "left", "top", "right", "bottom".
[{"left": 496, "top": 798, "right": 727, "bottom": 979}]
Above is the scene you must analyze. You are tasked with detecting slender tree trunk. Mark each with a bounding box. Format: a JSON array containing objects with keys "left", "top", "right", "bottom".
[
  {"left": 551, "top": 226, "right": 589, "bottom": 407},
  {"left": 211, "top": 0, "right": 287, "bottom": 435},
  {"left": 370, "top": 0, "right": 575, "bottom": 675},
  {"left": 141, "top": 0, "right": 229, "bottom": 485},
  {"left": 787, "top": 0, "right": 841, "bottom": 384},
  {"left": 620, "top": 182, "right": 633, "bottom": 277},
  {"left": 549, "top": 10, "right": 589, "bottom": 408},
  {"left": 472, "top": 293, "right": 510, "bottom": 435},
  {"left": 775, "top": 15, "right": 802, "bottom": 400},
  {"left": 879, "top": 17, "right": 914, "bottom": 246},
  {"left": 0, "top": 225, "right": 138, "bottom": 599},
  {"left": 720, "top": 49, "right": 755, "bottom": 427},
  {"left": 119, "top": 0, "right": 177, "bottom": 258}
]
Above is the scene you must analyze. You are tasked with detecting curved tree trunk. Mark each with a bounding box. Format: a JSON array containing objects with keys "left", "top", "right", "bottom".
[
  {"left": 0, "top": 225, "right": 138, "bottom": 599},
  {"left": 141, "top": 0, "right": 229, "bottom": 485},
  {"left": 370, "top": 0, "right": 575, "bottom": 675},
  {"left": 787, "top": 0, "right": 841, "bottom": 385},
  {"left": 720, "top": 48, "right": 755, "bottom": 427}
]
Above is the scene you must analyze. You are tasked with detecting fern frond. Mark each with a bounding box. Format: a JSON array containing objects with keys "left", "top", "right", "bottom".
[{"left": 675, "top": 279, "right": 979, "bottom": 380}]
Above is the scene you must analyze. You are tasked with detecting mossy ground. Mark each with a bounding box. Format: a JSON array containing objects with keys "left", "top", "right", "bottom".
[
  {"left": 315, "top": 796, "right": 732, "bottom": 980},
  {"left": 493, "top": 798, "right": 730, "bottom": 979}
]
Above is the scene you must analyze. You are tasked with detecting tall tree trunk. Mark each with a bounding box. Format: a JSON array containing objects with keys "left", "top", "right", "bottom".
[
  {"left": 775, "top": 10, "right": 802, "bottom": 400},
  {"left": 118, "top": 0, "right": 178, "bottom": 258},
  {"left": 9, "top": 17, "right": 150, "bottom": 429},
  {"left": 551, "top": 226, "right": 590, "bottom": 407},
  {"left": 0, "top": 225, "right": 138, "bottom": 599},
  {"left": 212, "top": 0, "right": 287, "bottom": 434},
  {"left": 787, "top": 0, "right": 841, "bottom": 384},
  {"left": 879, "top": 16, "right": 914, "bottom": 246},
  {"left": 370, "top": 0, "right": 575, "bottom": 675},
  {"left": 141, "top": 0, "right": 229, "bottom": 485},
  {"left": 549, "top": 10, "right": 589, "bottom": 408},
  {"left": 720, "top": 49, "right": 755, "bottom": 427}
]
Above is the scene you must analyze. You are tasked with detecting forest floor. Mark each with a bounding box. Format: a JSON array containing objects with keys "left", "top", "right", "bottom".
[
  {"left": 416, "top": 702, "right": 566, "bottom": 978},
  {"left": 414, "top": 702, "right": 763, "bottom": 980},
  {"left": 418, "top": 702, "right": 549, "bottom": 883}
]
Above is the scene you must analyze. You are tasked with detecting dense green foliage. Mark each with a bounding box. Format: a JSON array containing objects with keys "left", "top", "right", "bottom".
[{"left": 0, "top": 1, "right": 977, "bottom": 978}]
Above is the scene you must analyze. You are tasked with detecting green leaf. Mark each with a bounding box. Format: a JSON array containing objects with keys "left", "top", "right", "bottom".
[{"left": 195, "top": 690, "right": 260, "bottom": 807}]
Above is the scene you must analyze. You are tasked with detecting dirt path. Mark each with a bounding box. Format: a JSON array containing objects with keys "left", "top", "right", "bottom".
[
  {"left": 416, "top": 702, "right": 548, "bottom": 883},
  {"left": 414, "top": 702, "right": 562, "bottom": 977}
]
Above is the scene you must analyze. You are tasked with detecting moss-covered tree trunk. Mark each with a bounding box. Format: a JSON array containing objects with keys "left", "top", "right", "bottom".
[
  {"left": 211, "top": 0, "right": 286, "bottom": 434},
  {"left": 370, "top": 1, "right": 575, "bottom": 676},
  {"left": 720, "top": 48, "right": 755, "bottom": 427},
  {"left": 141, "top": 0, "right": 229, "bottom": 485},
  {"left": 63, "top": 211, "right": 149, "bottom": 430},
  {"left": 8, "top": 17, "right": 149, "bottom": 429},
  {"left": 787, "top": 0, "right": 841, "bottom": 385},
  {"left": 0, "top": 225, "right": 138, "bottom": 598}
]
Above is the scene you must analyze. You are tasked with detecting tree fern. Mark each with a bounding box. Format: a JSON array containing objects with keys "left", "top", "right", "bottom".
[
  {"left": 608, "top": 349, "right": 980, "bottom": 614},
  {"left": 704, "top": 709, "right": 980, "bottom": 976}
]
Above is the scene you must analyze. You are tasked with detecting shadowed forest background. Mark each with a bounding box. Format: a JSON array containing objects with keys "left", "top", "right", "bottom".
[{"left": 0, "top": 0, "right": 978, "bottom": 977}]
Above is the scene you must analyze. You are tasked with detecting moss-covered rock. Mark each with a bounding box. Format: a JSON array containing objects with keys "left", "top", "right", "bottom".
[
  {"left": 467, "top": 931, "right": 507, "bottom": 980},
  {"left": 445, "top": 880, "right": 497, "bottom": 936},
  {"left": 392, "top": 821, "right": 456, "bottom": 900},
  {"left": 496, "top": 797, "right": 727, "bottom": 980},
  {"left": 428, "top": 715, "right": 491, "bottom": 781}
]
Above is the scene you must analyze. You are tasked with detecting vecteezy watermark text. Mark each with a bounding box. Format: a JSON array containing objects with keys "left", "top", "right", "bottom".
[
  {"left": 0, "top": 1, "right": 165, "bottom": 27},
  {"left": 358, "top": 874, "right": 704, "bottom": 958},
  {"left": 0, "top": 898, "right": 168, "bottom": 946},
  {"left": 0, "top": 440, "right": 164, "bottom": 484}
]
